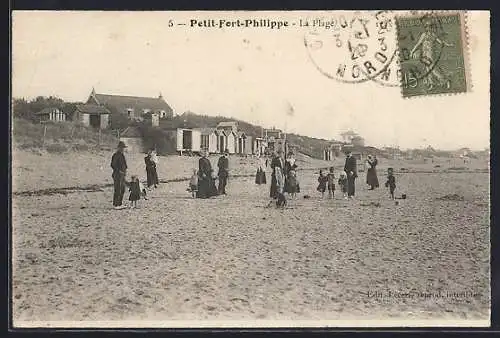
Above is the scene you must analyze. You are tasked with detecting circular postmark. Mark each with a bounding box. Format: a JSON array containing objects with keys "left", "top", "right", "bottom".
[{"left": 303, "top": 10, "right": 399, "bottom": 84}]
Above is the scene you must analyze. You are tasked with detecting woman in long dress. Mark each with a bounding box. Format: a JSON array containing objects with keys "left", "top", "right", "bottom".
[
  {"left": 144, "top": 150, "right": 157, "bottom": 188},
  {"left": 366, "top": 154, "right": 380, "bottom": 190},
  {"left": 269, "top": 150, "right": 284, "bottom": 199},
  {"left": 197, "top": 150, "right": 217, "bottom": 198}
]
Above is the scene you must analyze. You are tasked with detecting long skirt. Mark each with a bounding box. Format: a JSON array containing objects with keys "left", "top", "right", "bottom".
[
  {"left": 146, "top": 166, "right": 159, "bottom": 187},
  {"left": 366, "top": 168, "right": 379, "bottom": 188},
  {"left": 197, "top": 176, "right": 218, "bottom": 198},
  {"left": 270, "top": 174, "right": 278, "bottom": 198},
  {"left": 255, "top": 169, "right": 267, "bottom": 185}
]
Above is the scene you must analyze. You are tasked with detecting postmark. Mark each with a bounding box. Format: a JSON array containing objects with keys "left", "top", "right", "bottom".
[
  {"left": 303, "top": 11, "right": 400, "bottom": 85},
  {"left": 396, "top": 11, "right": 469, "bottom": 97}
]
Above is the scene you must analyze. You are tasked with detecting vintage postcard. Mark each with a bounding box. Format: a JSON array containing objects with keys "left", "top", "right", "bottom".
[{"left": 11, "top": 10, "right": 490, "bottom": 328}]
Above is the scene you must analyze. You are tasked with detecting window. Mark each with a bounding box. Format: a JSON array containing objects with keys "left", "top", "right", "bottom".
[
  {"left": 127, "top": 108, "right": 134, "bottom": 118},
  {"left": 160, "top": 110, "right": 166, "bottom": 118}
]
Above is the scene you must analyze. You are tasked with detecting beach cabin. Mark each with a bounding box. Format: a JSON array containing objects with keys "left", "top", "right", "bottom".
[
  {"left": 163, "top": 127, "right": 201, "bottom": 155},
  {"left": 244, "top": 135, "right": 253, "bottom": 155},
  {"left": 198, "top": 127, "right": 218, "bottom": 153},
  {"left": 72, "top": 104, "right": 110, "bottom": 129},
  {"left": 120, "top": 126, "right": 144, "bottom": 154},
  {"left": 236, "top": 131, "right": 247, "bottom": 154},
  {"left": 35, "top": 107, "right": 66, "bottom": 123},
  {"left": 253, "top": 137, "right": 267, "bottom": 157},
  {"left": 225, "top": 130, "right": 237, "bottom": 154}
]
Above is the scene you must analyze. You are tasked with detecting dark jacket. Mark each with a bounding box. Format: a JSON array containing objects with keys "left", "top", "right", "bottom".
[
  {"left": 198, "top": 157, "right": 213, "bottom": 178},
  {"left": 111, "top": 151, "right": 127, "bottom": 177},
  {"left": 344, "top": 156, "right": 358, "bottom": 178},
  {"left": 217, "top": 156, "right": 229, "bottom": 177}
]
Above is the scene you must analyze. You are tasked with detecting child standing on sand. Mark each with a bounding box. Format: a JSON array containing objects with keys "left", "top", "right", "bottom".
[
  {"left": 327, "top": 167, "right": 336, "bottom": 199},
  {"left": 385, "top": 167, "right": 397, "bottom": 199},
  {"left": 286, "top": 169, "right": 299, "bottom": 199},
  {"left": 338, "top": 171, "right": 348, "bottom": 199},
  {"left": 188, "top": 169, "right": 198, "bottom": 198},
  {"left": 317, "top": 169, "right": 328, "bottom": 198},
  {"left": 128, "top": 175, "right": 141, "bottom": 208}
]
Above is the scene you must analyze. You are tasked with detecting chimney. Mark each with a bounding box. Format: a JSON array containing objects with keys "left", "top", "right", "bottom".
[{"left": 159, "top": 92, "right": 163, "bottom": 100}]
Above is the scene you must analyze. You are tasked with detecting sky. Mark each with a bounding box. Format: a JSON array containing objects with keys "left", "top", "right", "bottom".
[{"left": 12, "top": 11, "right": 490, "bottom": 150}]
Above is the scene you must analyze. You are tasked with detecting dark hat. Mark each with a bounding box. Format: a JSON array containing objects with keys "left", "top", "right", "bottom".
[
  {"left": 117, "top": 141, "right": 127, "bottom": 148},
  {"left": 224, "top": 148, "right": 229, "bottom": 154}
]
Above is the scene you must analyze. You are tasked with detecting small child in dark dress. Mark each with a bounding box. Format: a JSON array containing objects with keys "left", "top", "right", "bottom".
[
  {"left": 327, "top": 167, "right": 336, "bottom": 199},
  {"left": 286, "top": 170, "right": 299, "bottom": 199},
  {"left": 317, "top": 169, "right": 328, "bottom": 198},
  {"left": 385, "top": 168, "right": 396, "bottom": 199},
  {"left": 338, "top": 171, "right": 348, "bottom": 199},
  {"left": 128, "top": 175, "right": 142, "bottom": 208}
]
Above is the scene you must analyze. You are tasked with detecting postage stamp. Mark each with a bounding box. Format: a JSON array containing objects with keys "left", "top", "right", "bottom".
[{"left": 396, "top": 11, "right": 470, "bottom": 97}]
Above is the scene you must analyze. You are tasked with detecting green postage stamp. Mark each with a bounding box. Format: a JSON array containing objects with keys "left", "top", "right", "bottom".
[{"left": 396, "top": 12, "right": 470, "bottom": 97}]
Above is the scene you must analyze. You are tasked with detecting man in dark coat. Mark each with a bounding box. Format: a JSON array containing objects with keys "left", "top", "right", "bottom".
[
  {"left": 197, "top": 149, "right": 217, "bottom": 198},
  {"left": 344, "top": 150, "right": 358, "bottom": 198},
  {"left": 217, "top": 149, "right": 229, "bottom": 195},
  {"left": 270, "top": 149, "right": 285, "bottom": 199},
  {"left": 111, "top": 141, "right": 128, "bottom": 209}
]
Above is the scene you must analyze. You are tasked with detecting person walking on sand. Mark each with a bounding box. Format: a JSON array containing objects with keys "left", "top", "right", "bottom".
[
  {"left": 197, "top": 149, "right": 217, "bottom": 199},
  {"left": 217, "top": 149, "right": 229, "bottom": 195},
  {"left": 365, "top": 154, "right": 380, "bottom": 190},
  {"left": 111, "top": 141, "right": 128, "bottom": 209},
  {"left": 270, "top": 149, "right": 285, "bottom": 200},
  {"left": 188, "top": 169, "right": 198, "bottom": 198},
  {"left": 344, "top": 150, "right": 358, "bottom": 199},
  {"left": 317, "top": 169, "right": 328, "bottom": 199},
  {"left": 338, "top": 171, "right": 348, "bottom": 199},
  {"left": 144, "top": 149, "right": 159, "bottom": 189},
  {"left": 327, "top": 167, "right": 336, "bottom": 199},
  {"left": 385, "top": 167, "right": 397, "bottom": 200}
]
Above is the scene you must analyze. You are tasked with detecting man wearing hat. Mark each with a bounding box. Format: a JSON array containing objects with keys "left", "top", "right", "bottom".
[
  {"left": 111, "top": 141, "right": 128, "bottom": 209},
  {"left": 344, "top": 150, "right": 358, "bottom": 199},
  {"left": 217, "top": 149, "right": 230, "bottom": 195}
]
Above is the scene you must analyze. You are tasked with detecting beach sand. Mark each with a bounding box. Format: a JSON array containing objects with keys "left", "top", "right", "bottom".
[{"left": 11, "top": 150, "right": 490, "bottom": 326}]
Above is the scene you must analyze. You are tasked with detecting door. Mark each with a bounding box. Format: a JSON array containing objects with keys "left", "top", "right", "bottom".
[
  {"left": 182, "top": 130, "right": 192, "bottom": 150},
  {"left": 219, "top": 135, "right": 225, "bottom": 153},
  {"left": 89, "top": 114, "right": 100, "bottom": 128}
]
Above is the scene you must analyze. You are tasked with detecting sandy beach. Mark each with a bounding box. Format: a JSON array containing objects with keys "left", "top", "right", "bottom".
[{"left": 11, "top": 149, "right": 490, "bottom": 326}]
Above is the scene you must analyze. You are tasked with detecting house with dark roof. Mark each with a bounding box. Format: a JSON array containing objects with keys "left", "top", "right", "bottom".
[
  {"left": 119, "top": 126, "right": 144, "bottom": 154},
  {"left": 35, "top": 107, "right": 66, "bottom": 123},
  {"left": 86, "top": 88, "right": 173, "bottom": 121},
  {"left": 72, "top": 104, "right": 111, "bottom": 129}
]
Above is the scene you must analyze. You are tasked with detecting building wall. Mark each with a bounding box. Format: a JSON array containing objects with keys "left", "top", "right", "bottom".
[
  {"left": 244, "top": 136, "right": 253, "bottom": 155},
  {"left": 81, "top": 113, "right": 90, "bottom": 127},
  {"left": 151, "top": 113, "right": 159, "bottom": 127},
  {"left": 208, "top": 133, "right": 218, "bottom": 153},
  {"left": 120, "top": 137, "right": 144, "bottom": 154},
  {"left": 192, "top": 129, "right": 201, "bottom": 152},
  {"left": 226, "top": 133, "right": 236, "bottom": 154},
  {"left": 100, "top": 114, "right": 109, "bottom": 129}
]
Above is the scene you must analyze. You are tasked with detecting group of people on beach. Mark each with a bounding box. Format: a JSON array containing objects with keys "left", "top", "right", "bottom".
[
  {"left": 109, "top": 140, "right": 397, "bottom": 209},
  {"left": 110, "top": 141, "right": 161, "bottom": 209}
]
